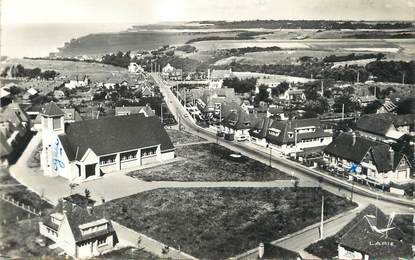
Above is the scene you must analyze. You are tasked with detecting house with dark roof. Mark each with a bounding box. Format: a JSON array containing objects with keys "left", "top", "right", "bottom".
[
  {"left": 0, "top": 102, "right": 30, "bottom": 167},
  {"left": 337, "top": 205, "right": 413, "bottom": 259},
  {"left": 239, "top": 242, "right": 302, "bottom": 260},
  {"left": 265, "top": 118, "right": 333, "bottom": 154},
  {"left": 39, "top": 194, "right": 118, "bottom": 258},
  {"left": 221, "top": 107, "right": 258, "bottom": 141},
  {"left": 324, "top": 132, "right": 412, "bottom": 185},
  {"left": 356, "top": 113, "right": 414, "bottom": 141},
  {"left": 40, "top": 102, "right": 175, "bottom": 182}
]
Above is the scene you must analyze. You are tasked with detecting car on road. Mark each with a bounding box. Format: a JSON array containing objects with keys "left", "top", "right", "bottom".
[{"left": 235, "top": 135, "right": 249, "bottom": 142}]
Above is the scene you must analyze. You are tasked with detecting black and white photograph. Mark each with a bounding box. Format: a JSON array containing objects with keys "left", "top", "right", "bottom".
[{"left": 0, "top": 0, "right": 414, "bottom": 259}]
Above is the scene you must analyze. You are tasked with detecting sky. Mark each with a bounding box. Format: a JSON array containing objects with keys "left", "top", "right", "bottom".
[{"left": 2, "top": 0, "right": 415, "bottom": 25}]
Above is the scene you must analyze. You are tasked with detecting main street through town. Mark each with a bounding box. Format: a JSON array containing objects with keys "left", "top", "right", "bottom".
[{"left": 152, "top": 72, "right": 414, "bottom": 215}]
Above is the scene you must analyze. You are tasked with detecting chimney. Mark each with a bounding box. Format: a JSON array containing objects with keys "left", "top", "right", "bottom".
[
  {"left": 389, "top": 147, "right": 395, "bottom": 170},
  {"left": 258, "top": 242, "right": 264, "bottom": 259},
  {"left": 351, "top": 132, "right": 357, "bottom": 146}
]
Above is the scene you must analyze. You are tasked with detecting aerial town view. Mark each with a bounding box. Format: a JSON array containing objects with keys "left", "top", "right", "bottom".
[{"left": 0, "top": 0, "right": 414, "bottom": 259}]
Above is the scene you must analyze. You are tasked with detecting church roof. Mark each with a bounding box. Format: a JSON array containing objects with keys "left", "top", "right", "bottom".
[{"left": 42, "top": 102, "right": 64, "bottom": 117}]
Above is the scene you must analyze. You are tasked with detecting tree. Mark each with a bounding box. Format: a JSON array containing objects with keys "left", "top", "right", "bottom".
[
  {"left": 255, "top": 85, "right": 269, "bottom": 104},
  {"left": 271, "top": 81, "right": 289, "bottom": 97},
  {"left": 333, "top": 95, "right": 361, "bottom": 113}
]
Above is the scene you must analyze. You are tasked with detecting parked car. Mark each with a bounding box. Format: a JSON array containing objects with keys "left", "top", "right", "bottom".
[{"left": 236, "top": 135, "right": 248, "bottom": 142}]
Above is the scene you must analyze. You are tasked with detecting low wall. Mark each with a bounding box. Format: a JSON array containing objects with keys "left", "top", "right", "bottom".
[{"left": 111, "top": 221, "right": 198, "bottom": 260}]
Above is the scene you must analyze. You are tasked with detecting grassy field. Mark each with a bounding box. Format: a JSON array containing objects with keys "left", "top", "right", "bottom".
[
  {"left": 2, "top": 58, "right": 130, "bottom": 82},
  {"left": 128, "top": 143, "right": 291, "bottom": 181},
  {"left": 99, "top": 187, "right": 357, "bottom": 259},
  {"left": 166, "top": 129, "right": 206, "bottom": 145}
]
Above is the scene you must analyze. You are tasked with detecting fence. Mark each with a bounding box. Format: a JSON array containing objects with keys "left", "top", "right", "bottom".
[{"left": 1, "top": 194, "right": 41, "bottom": 216}]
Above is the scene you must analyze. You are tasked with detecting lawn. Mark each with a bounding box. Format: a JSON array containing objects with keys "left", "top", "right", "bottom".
[
  {"left": 98, "top": 187, "right": 357, "bottom": 260},
  {"left": 166, "top": 129, "right": 206, "bottom": 145},
  {"left": 128, "top": 143, "right": 291, "bottom": 181}
]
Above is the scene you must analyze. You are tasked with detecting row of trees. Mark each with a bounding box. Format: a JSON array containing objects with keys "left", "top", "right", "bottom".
[
  {"left": 322, "top": 53, "right": 385, "bottom": 63},
  {"left": 0, "top": 64, "right": 58, "bottom": 79},
  {"left": 215, "top": 60, "right": 414, "bottom": 84},
  {"left": 222, "top": 77, "right": 257, "bottom": 93}
]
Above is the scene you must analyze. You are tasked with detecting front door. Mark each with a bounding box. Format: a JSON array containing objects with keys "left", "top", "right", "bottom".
[{"left": 85, "top": 164, "right": 96, "bottom": 179}]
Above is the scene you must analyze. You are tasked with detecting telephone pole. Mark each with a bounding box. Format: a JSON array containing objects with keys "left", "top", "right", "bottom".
[{"left": 320, "top": 195, "right": 325, "bottom": 240}]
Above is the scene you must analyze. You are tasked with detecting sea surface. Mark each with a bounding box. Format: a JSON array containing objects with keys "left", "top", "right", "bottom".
[{"left": 1, "top": 23, "right": 134, "bottom": 58}]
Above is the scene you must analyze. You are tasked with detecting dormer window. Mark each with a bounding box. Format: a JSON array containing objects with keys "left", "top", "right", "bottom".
[{"left": 288, "top": 132, "right": 294, "bottom": 138}]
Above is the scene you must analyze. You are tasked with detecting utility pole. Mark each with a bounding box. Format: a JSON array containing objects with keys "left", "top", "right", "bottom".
[
  {"left": 320, "top": 195, "right": 325, "bottom": 240},
  {"left": 356, "top": 70, "right": 360, "bottom": 84},
  {"left": 341, "top": 103, "right": 345, "bottom": 121},
  {"left": 160, "top": 102, "right": 163, "bottom": 124},
  {"left": 269, "top": 146, "right": 272, "bottom": 167},
  {"left": 402, "top": 72, "right": 406, "bottom": 85}
]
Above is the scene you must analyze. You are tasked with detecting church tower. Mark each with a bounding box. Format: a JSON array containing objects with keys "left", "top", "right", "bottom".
[{"left": 40, "top": 102, "right": 65, "bottom": 176}]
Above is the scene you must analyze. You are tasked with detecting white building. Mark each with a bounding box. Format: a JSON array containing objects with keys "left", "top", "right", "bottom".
[
  {"left": 128, "top": 62, "right": 145, "bottom": 74},
  {"left": 40, "top": 102, "right": 175, "bottom": 182}
]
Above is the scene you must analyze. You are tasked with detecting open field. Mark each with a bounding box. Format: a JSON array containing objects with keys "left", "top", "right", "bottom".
[
  {"left": 1, "top": 58, "right": 130, "bottom": 82},
  {"left": 166, "top": 129, "right": 206, "bottom": 145},
  {"left": 99, "top": 187, "right": 357, "bottom": 259},
  {"left": 128, "top": 143, "right": 291, "bottom": 181}
]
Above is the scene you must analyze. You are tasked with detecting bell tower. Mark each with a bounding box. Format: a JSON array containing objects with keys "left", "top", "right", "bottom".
[{"left": 40, "top": 102, "right": 65, "bottom": 175}]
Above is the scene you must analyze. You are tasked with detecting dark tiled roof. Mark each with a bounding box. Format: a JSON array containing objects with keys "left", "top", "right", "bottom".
[
  {"left": 222, "top": 108, "right": 256, "bottom": 130},
  {"left": 59, "top": 115, "right": 174, "bottom": 161},
  {"left": 42, "top": 102, "right": 64, "bottom": 117},
  {"left": 266, "top": 118, "right": 329, "bottom": 146},
  {"left": 250, "top": 118, "right": 273, "bottom": 139},
  {"left": 324, "top": 132, "right": 408, "bottom": 172},
  {"left": 324, "top": 132, "right": 386, "bottom": 164},
  {"left": 356, "top": 114, "right": 392, "bottom": 136},
  {"left": 56, "top": 202, "right": 115, "bottom": 243},
  {"left": 337, "top": 205, "right": 412, "bottom": 258},
  {"left": 261, "top": 243, "right": 301, "bottom": 259}
]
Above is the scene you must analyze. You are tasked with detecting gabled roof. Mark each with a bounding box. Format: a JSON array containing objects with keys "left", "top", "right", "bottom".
[
  {"left": 250, "top": 117, "right": 273, "bottom": 139},
  {"left": 115, "top": 106, "right": 144, "bottom": 115},
  {"left": 222, "top": 108, "right": 256, "bottom": 130},
  {"left": 0, "top": 131, "right": 12, "bottom": 157},
  {"left": 0, "top": 102, "right": 30, "bottom": 126},
  {"left": 62, "top": 108, "right": 82, "bottom": 122},
  {"left": 337, "top": 205, "right": 412, "bottom": 258},
  {"left": 324, "top": 132, "right": 408, "bottom": 172},
  {"left": 266, "top": 118, "right": 329, "bottom": 146},
  {"left": 55, "top": 201, "right": 115, "bottom": 243},
  {"left": 42, "top": 102, "right": 64, "bottom": 117},
  {"left": 59, "top": 115, "right": 174, "bottom": 161}
]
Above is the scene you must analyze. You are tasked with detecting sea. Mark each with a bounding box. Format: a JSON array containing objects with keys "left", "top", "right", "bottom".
[{"left": 1, "top": 23, "right": 135, "bottom": 58}]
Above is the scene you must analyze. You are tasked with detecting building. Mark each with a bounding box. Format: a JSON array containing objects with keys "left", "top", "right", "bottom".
[
  {"left": 222, "top": 108, "right": 257, "bottom": 141},
  {"left": 39, "top": 194, "right": 117, "bottom": 258},
  {"left": 40, "top": 102, "right": 174, "bottom": 182},
  {"left": 337, "top": 205, "right": 413, "bottom": 260},
  {"left": 0, "top": 102, "right": 30, "bottom": 167},
  {"left": 64, "top": 76, "right": 90, "bottom": 89},
  {"left": 128, "top": 62, "right": 145, "bottom": 74},
  {"left": 250, "top": 117, "right": 274, "bottom": 147},
  {"left": 324, "top": 132, "right": 412, "bottom": 185},
  {"left": 53, "top": 90, "right": 66, "bottom": 100},
  {"left": 115, "top": 104, "right": 156, "bottom": 117},
  {"left": 207, "top": 68, "right": 233, "bottom": 89},
  {"left": 240, "top": 242, "right": 302, "bottom": 260},
  {"left": 266, "top": 118, "right": 333, "bottom": 154},
  {"left": 162, "top": 63, "right": 182, "bottom": 80},
  {"left": 277, "top": 87, "right": 306, "bottom": 101},
  {"left": 356, "top": 113, "right": 415, "bottom": 141}
]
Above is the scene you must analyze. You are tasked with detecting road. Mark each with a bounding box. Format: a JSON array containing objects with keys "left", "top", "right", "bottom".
[{"left": 153, "top": 72, "right": 413, "bottom": 213}]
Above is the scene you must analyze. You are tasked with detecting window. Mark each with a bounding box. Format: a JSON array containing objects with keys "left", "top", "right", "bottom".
[
  {"left": 121, "top": 150, "right": 138, "bottom": 162},
  {"left": 97, "top": 238, "right": 107, "bottom": 246},
  {"left": 288, "top": 132, "right": 294, "bottom": 138},
  {"left": 53, "top": 117, "right": 61, "bottom": 130},
  {"left": 99, "top": 154, "right": 117, "bottom": 165},
  {"left": 141, "top": 147, "right": 157, "bottom": 157}
]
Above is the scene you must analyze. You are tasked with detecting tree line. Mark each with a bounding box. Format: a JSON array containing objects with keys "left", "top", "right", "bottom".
[{"left": 0, "top": 64, "right": 58, "bottom": 79}]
